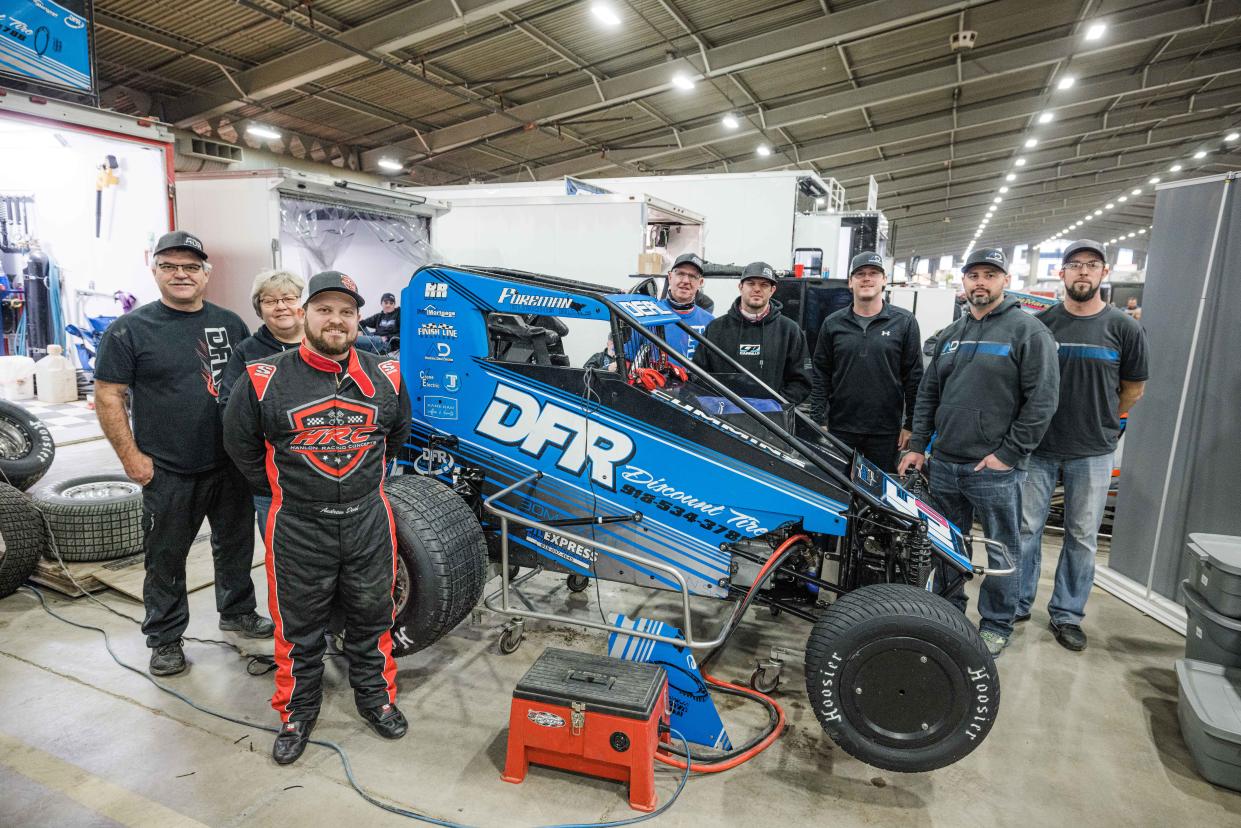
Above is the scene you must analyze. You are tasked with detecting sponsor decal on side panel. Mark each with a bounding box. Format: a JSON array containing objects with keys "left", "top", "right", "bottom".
[
  {"left": 425, "top": 342, "right": 453, "bottom": 362},
  {"left": 616, "top": 299, "right": 664, "bottom": 318},
  {"left": 475, "top": 383, "right": 635, "bottom": 489},
  {"left": 496, "top": 287, "right": 584, "bottom": 311},
  {"left": 419, "top": 305, "right": 456, "bottom": 318},
  {"left": 424, "top": 282, "right": 448, "bottom": 299},
  {"left": 417, "top": 322, "right": 458, "bottom": 338},
  {"left": 424, "top": 397, "right": 459, "bottom": 420}
]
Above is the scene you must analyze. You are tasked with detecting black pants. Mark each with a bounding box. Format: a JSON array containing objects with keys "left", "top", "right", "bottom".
[
  {"left": 141, "top": 464, "right": 257, "bottom": 647},
  {"left": 832, "top": 430, "right": 900, "bottom": 473},
  {"left": 265, "top": 494, "right": 397, "bottom": 722}
]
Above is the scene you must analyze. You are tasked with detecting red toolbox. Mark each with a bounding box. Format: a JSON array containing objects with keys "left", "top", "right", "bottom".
[{"left": 502, "top": 648, "right": 668, "bottom": 812}]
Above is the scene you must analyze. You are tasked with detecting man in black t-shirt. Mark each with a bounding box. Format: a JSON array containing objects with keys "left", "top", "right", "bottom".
[
  {"left": 95, "top": 230, "right": 273, "bottom": 677},
  {"left": 1017, "top": 240, "right": 1149, "bottom": 652}
]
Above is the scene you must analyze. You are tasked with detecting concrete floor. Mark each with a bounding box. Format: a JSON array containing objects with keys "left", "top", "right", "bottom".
[{"left": 1, "top": 440, "right": 1238, "bottom": 827}]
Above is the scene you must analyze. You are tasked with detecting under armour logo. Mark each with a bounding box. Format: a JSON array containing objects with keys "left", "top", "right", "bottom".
[{"left": 881, "top": 330, "right": 891, "bottom": 336}]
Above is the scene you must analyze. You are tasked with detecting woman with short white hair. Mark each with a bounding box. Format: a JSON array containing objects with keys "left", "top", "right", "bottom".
[{"left": 217, "top": 269, "right": 305, "bottom": 407}]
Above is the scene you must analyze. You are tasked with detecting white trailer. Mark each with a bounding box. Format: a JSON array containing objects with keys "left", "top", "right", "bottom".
[{"left": 176, "top": 169, "right": 447, "bottom": 322}]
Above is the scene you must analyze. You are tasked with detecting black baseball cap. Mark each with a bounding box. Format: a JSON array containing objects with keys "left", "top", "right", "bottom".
[
  {"left": 849, "top": 251, "right": 885, "bottom": 276},
  {"left": 153, "top": 230, "right": 207, "bottom": 260},
  {"left": 306, "top": 271, "right": 365, "bottom": 308},
  {"left": 962, "top": 247, "right": 1008, "bottom": 274},
  {"left": 1062, "top": 239, "right": 1106, "bottom": 263},
  {"left": 740, "top": 261, "right": 777, "bottom": 285},
  {"left": 671, "top": 253, "right": 705, "bottom": 275},
  {"left": 381, "top": 292, "right": 397, "bottom": 303}
]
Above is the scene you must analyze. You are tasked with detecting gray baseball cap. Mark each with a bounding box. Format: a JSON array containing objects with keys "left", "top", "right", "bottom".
[
  {"left": 849, "top": 251, "right": 885, "bottom": 276},
  {"left": 1062, "top": 239, "right": 1106, "bottom": 263},
  {"left": 153, "top": 230, "right": 207, "bottom": 260},
  {"left": 739, "top": 261, "right": 777, "bottom": 285},
  {"left": 962, "top": 247, "right": 1008, "bottom": 274},
  {"left": 671, "top": 253, "right": 705, "bottom": 275}
]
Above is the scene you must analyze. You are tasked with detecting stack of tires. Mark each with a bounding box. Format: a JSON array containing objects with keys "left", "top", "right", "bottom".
[{"left": 0, "top": 400, "right": 55, "bottom": 600}]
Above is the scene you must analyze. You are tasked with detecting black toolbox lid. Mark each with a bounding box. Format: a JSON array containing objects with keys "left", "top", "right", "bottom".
[{"left": 514, "top": 648, "right": 666, "bottom": 719}]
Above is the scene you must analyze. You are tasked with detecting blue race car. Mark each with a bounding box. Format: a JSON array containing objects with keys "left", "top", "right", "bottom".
[{"left": 387, "top": 264, "right": 1010, "bottom": 772}]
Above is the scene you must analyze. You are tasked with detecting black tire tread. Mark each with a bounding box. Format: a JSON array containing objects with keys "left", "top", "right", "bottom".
[
  {"left": 33, "top": 477, "right": 143, "bottom": 563},
  {"left": 0, "top": 484, "right": 46, "bottom": 598},
  {"left": 804, "top": 583, "right": 997, "bottom": 772},
  {"left": 0, "top": 400, "right": 54, "bottom": 493},
  {"left": 383, "top": 475, "right": 487, "bottom": 656}
]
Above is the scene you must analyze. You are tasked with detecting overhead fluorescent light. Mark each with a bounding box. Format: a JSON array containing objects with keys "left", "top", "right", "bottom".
[
  {"left": 1128, "top": 232, "right": 1136, "bottom": 238},
  {"left": 1132, "top": 188, "right": 1142, "bottom": 195},
  {"left": 591, "top": 3, "right": 621, "bottom": 26},
  {"left": 377, "top": 158, "right": 404, "bottom": 172},
  {"left": 1138, "top": 228, "right": 1146, "bottom": 234},
  {"left": 756, "top": 144, "right": 771, "bottom": 156},
  {"left": 1085, "top": 22, "right": 1106, "bottom": 40},
  {"left": 722, "top": 114, "right": 739, "bottom": 129},
  {"left": 672, "top": 73, "right": 695, "bottom": 91},
  {"left": 1085, "top": 215, "right": 1093, "bottom": 221},
  {"left": 1118, "top": 196, "right": 1127, "bottom": 202},
  {"left": 993, "top": 196, "right": 1002, "bottom": 204},
  {"left": 246, "top": 124, "right": 281, "bottom": 140},
  {"left": 1104, "top": 203, "right": 1114, "bottom": 209},
  {"left": 1170, "top": 163, "right": 1183, "bottom": 171},
  {"left": 1015, "top": 157, "right": 1027, "bottom": 166},
  {"left": 999, "top": 186, "right": 1009, "bottom": 193},
  {"left": 1057, "top": 75, "right": 1076, "bottom": 91},
  {"left": 1148, "top": 176, "right": 1160, "bottom": 184},
  {"left": 1226, "top": 132, "right": 1239, "bottom": 142},
  {"left": 1193, "top": 150, "right": 1207, "bottom": 159},
  {"left": 1024, "top": 138, "right": 1038, "bottom": 148},
  {"left": 1038, "top": 111, "right": 1054, "bottom": 124},
  {"left": 1006, "top": 173, "right": 1017, "bottom": 182}
]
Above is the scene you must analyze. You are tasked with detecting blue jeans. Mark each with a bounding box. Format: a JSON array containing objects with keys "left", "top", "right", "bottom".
[
  {"left": 1017, "top": 453, "right": 1113, "bottom": 625},
  {"left": 929, "top": 460, "right": 1027, "bottom": 637},
  {"left": 355, "top": 335, "right": 389, "bottom": 354},
  {"left": 253, "top": 495, "right": 272, "bottom": 537}
]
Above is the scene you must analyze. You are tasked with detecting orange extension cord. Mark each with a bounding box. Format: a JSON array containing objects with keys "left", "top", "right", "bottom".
[{"left": 653, "top": 534, "right": 809, "bottom": 772}]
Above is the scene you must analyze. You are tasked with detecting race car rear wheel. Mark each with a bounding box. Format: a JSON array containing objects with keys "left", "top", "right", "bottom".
[
  {"left": 0, "top": 400, "right": 54, "bottom": 492},
  {"left": 804, "top": 583, "right": 998, "bottom": 772},
  {"left": 384, "top": 475, "right": 487, "bottom": 657}
]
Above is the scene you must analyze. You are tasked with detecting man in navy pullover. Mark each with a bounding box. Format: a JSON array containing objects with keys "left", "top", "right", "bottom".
[{"left": 898, "top": 248, "right": 1059, "bottom": 657}]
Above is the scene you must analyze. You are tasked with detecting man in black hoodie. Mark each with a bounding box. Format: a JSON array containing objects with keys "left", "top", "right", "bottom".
[
  {"left": 693, "top": 261, "right": 811, "bottom": 403},
  {"left": 810, "top": 251, "right": 923, "bottom": 472},
  {"left": 898, "top": 248, "right": 1059, "bottom": 657}
]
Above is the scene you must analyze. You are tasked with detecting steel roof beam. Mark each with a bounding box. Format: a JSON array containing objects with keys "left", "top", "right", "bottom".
[{"left": 164, "top": 0, "right": 532, "bottom": 126}]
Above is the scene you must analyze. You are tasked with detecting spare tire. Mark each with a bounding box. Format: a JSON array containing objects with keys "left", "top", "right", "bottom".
[
  {"left": 0, "top": 400, "right": 55, "bottom": 492},
  {"left": 383, "top": 474, "right": 487, "bottom": 657},
  {"left": 0, "top": 483, "right": 45, "bottom": 599},
  {"left": 33, "top": 474, "right": 143, "bottom": 563},
  {"left": 804, "top": 583, "right": 999, "bottom": 773}
]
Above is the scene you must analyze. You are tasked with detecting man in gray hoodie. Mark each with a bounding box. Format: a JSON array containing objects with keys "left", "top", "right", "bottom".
[{"left": 898, "top": 248, "right": 1059, "bottom": 656}]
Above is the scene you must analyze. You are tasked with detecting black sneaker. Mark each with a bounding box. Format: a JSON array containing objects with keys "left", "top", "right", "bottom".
[
  {"left": 359, "top": 703, "right": 408, "bottom": 740},
  {"left": 149, "top": 641, "right": 187, "bottom": 676},
  {"left": 1050, "top": 620, "right": 1087, "bottom": 651},
  {"left": 273, "top": 719, "right": 315, "bottom": 765},
  {"left": 1014, "top": 612, "right": 1032, "bottom": 623},
  {"left": 219, "top": 612, "right": 275, "bottom": 639}
]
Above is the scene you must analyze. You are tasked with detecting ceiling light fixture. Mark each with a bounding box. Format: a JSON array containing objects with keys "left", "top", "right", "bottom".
[
  {"left": 1193, "top": 150, "right": 1208, "bottom": 159},
  {"left": 1118, "top": 196, "right": 1127, "bottom": 203},
  {"left": 246, "top": 124, "right": 281, "bottom": 140},
  {"left": 993, "top": 196, "right": 1003, "bottom": 204},
  {"left": 1024, "top": 138, "right": 1038, "bottom": 148},
  {"left": 1132, "top": 188, "right": 1142, "bottom": 195},
  {"left": 1170, "top": 163, "right": 1183, "bottom": 171},
  {"left": 1128, "top": 232, "right": 1136, "bottom": 238},
  {"left": 1149, "top": 176, "right": 1160, "bottom": 184},
  {"left": 756, "top": 143, "right": 771, "bottom": 156},
  {"left": 1057, "top": 75, "right": 1076, "bottom": 90},
  {"left": 1085, "top": 22, "right": 1106, "bottom": 40},
  {"left": 1006, "top": 173, "right": 1017, "bottom": 182},
  {"left": 1015, "top": 157, "right": 1027, "bottom": 166},
  {"left": 590, "top": 2, "right": 621, "bottom": 26},
  {"left": 1105, "top": 203, "right": 1114, "bottom": 209},
  {"left": 722, "top": 114, "right": 739, "bottom": 129},
  {"left": 672, "top": 73, "right": 695, "bottom": 91},
  {"left": 1138, "top": 228, "right": 1146, "bottom": 234},
  {"left": 1038, "top": 111, "right": 1054, "bottom": 124},
  {"left": 377, "top": 158, "right": 403, "bottom": 172},
  {"left": 999, "top": 186, "right": 1009, "bottom": 193},
  {"left": 1225, "top": 132, "right": 1239, "bottom": 142}
]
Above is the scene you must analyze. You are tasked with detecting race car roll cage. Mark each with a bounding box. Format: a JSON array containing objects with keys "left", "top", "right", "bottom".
[{"left": 476, "top": 275, "right": 1013, "bottom": 650}]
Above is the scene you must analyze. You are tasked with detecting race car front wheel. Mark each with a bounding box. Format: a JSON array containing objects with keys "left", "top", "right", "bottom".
[
  {"left": 804, "top": 583, "right": 999, "bottom": 772},
  {"left": 383, "top": 475, "right": 487, "bottom": 657}
]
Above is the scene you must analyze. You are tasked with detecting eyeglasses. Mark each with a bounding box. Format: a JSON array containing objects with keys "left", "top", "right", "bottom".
[
  {"left": 259, "top": 296, "right": 300, "bottom": 308},
  {"left": 1064, "top": 260, "right": 1105, "bottom": 272},
  {"left": 156, "top": 262, "right": 204, "bottom": 275}
]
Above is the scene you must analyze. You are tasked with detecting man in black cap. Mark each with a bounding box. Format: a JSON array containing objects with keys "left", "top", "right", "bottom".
[
  {"left": 360, "top": 291, "right": 400, "bottom": 353},
  {"left": 898, "top": 247, "right": 1059, "bottom": 657},
  {"left": 810, "top": 251, "right": 923, "bottom": 472},
  {"left": 659, "top": 253, "right": 714, "bottom": 358},
  {"left": 95, "top": 230, "right": 272, "bottom": 677},
  {"left": 224, "top": 271, "right": 412, "bottom": 765},
  {"left": 693, "top": 261, "right": 811, "bottom": 402},
  {"left": 1016, "top": 240, "right": 1148, "bottom": 652}
]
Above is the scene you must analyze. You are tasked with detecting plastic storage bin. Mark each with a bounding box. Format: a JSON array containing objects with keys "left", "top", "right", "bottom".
[
  {"left": 1176, "top": 659, "right": 1241, "bottom": 792},
  {"left": 1182, "top": 582, "right": 1241, "bottom": 668},
  {"left": 1188, "top": 533, "right": 1241, "bottom": 619}
]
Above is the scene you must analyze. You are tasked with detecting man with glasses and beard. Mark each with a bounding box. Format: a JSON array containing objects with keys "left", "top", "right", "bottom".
[
  {"left": 1015, "top": 240, "right": 1149, "bottom": 652},
  {"left": 95, "top": 231, "right": 272, "bottom": 678},
  {"left": 224, "top": 271, "right": 411, "bottom": 765}
]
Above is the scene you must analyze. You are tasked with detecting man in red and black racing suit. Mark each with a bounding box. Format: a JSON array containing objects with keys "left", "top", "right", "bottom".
[{"left": 223, "top": 271, "right": 412, "bottom": 765}]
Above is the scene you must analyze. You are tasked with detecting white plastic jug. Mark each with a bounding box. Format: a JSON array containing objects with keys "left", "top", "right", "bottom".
[
  {"left": 0, "top": 355, "right": 35, "bottom": 401},
  {"left": 35, "top": 345, "right": 78, "bottom": 404}
]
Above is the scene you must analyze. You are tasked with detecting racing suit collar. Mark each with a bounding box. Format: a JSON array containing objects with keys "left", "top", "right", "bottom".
[{"left": 297, "top": 343, "right": 378, "bottom": 398}]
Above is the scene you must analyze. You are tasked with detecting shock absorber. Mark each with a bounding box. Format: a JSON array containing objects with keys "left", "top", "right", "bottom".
[{"left": 905, "top": 521, "right": 933, "bottom": 587}]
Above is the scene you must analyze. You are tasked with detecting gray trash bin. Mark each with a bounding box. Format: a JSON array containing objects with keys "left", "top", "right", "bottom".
[
  {"left": 1176, "top": 659, "right": 1241, "bottom": 792},
  {"left": 1182, "top": 582, "right": 1241, "bottom": 668},
  {"left": 1188, "top": 533, "right": 1241, "bottom": 619}
]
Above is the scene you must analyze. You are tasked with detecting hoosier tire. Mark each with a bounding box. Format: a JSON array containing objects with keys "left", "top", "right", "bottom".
[
  {"left": 384, "top": 475, "right": 487, "bottom": 657},
  {"left": 32, "top": 475, "right": 144, "bottom": 563},
  {"left": 0, "top": 483, "right": 44, "bottom": 598},
  {"left": 0, "top": 400, "right": 54, "bottom": 492},
  {"left": 804, "top": 583, "right": 999, "bottom": 773}
]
